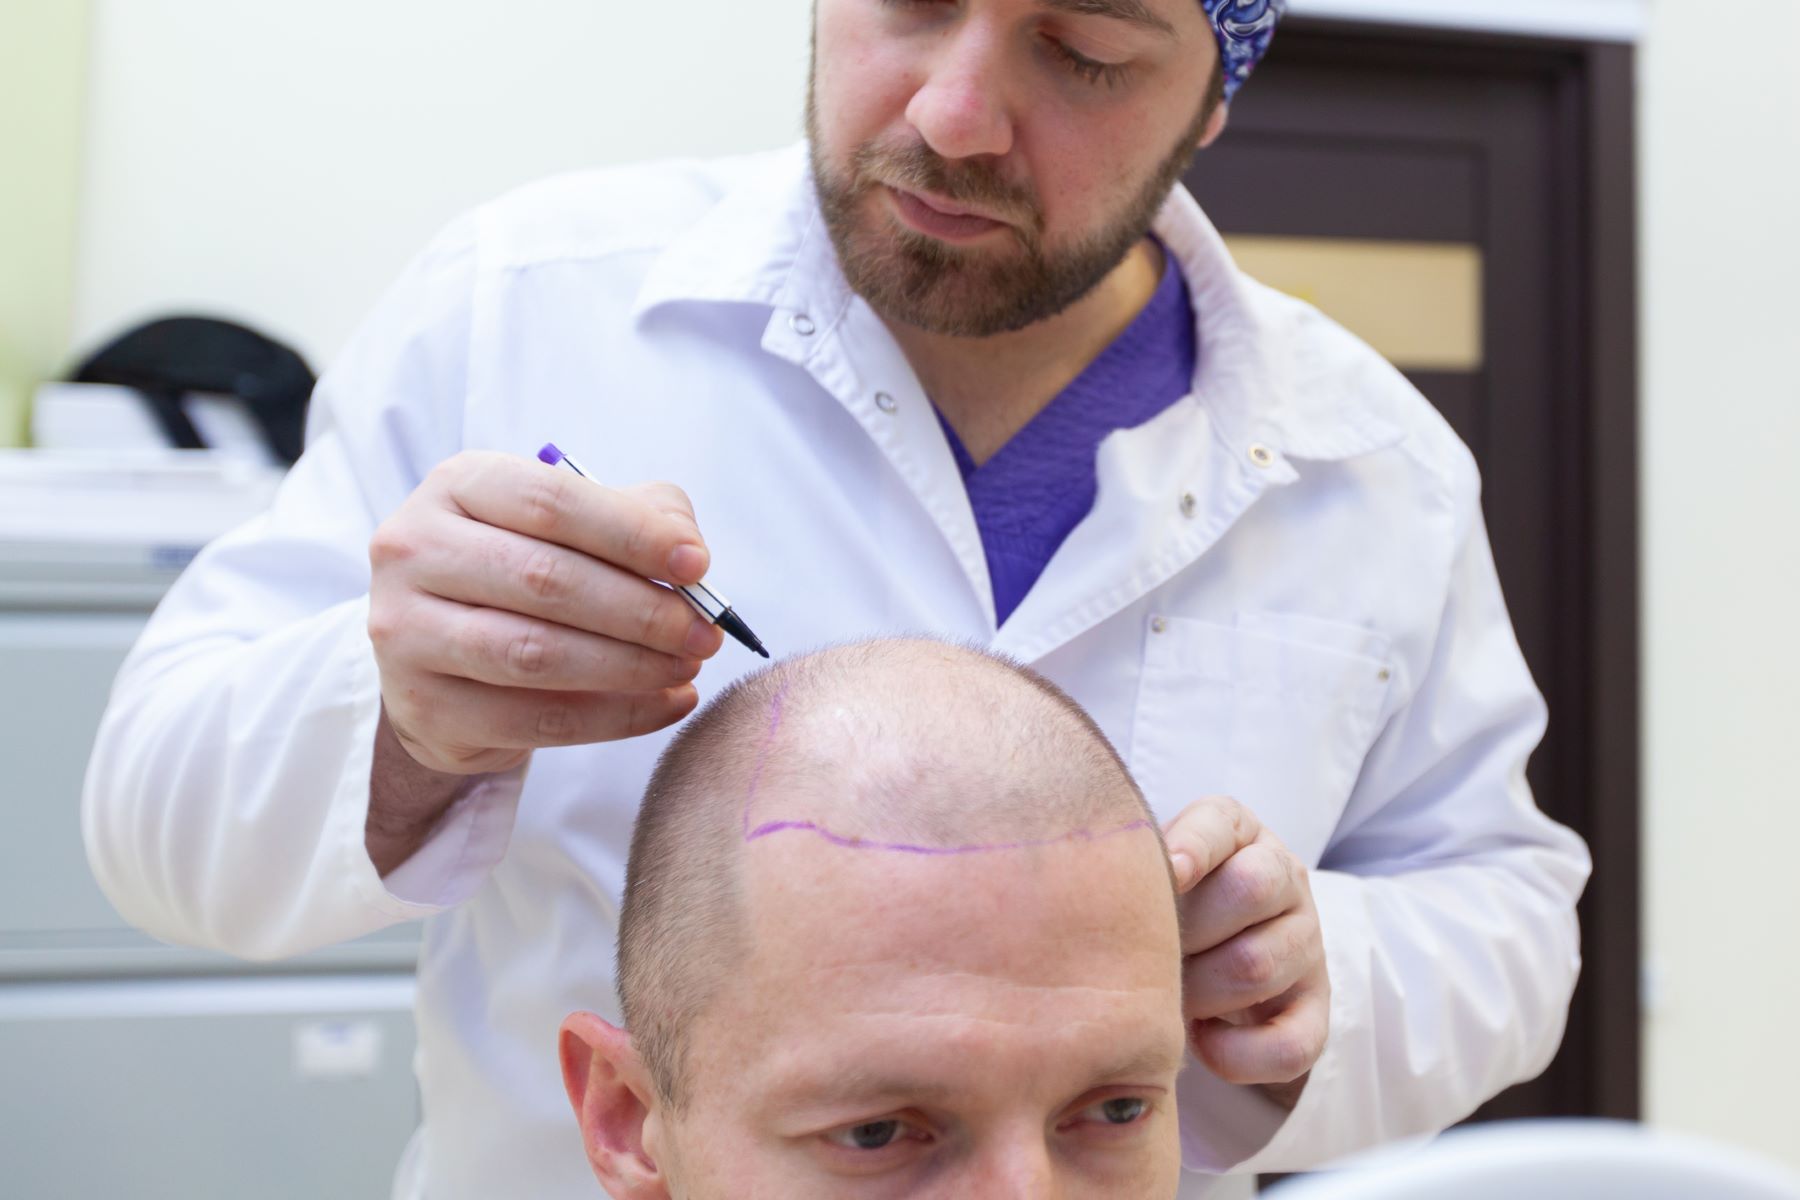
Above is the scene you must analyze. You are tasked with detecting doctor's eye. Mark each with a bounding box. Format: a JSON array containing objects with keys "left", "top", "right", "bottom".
[{"left": 1044, "top": 37, "right": 1135, "bottom": 90}]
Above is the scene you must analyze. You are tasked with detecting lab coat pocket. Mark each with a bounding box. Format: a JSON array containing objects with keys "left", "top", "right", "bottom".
[{"left": 1129, "top": 614, "right": 1392, "bottom": 866}]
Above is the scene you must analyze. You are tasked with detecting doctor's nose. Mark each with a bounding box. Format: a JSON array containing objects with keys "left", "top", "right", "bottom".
[{"left": 904, "top": 27, "right": 1017, "bottom": 161}]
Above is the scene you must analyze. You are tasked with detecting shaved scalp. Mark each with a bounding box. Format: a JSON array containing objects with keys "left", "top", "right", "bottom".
[{"left": 616, "top": 639, "right": 1163, "bottom": 1109}]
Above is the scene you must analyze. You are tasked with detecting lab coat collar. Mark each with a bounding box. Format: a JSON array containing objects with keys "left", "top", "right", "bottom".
[
  {"left": 1152, "top": 183, "right": 1408, "bottom": 465},
  {"left": 631, "top": 143, "right": 838, "bottom": 318},
  {"left": 632, "top": 142, "right": 1406, "bottom": 468}
]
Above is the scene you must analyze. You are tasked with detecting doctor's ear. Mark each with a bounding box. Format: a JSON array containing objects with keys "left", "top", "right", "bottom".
[
  {"left": 1197, "top": 99, "right": 1230, "bottom": 151},
  {"left": 559, "top": 1011, "right": 672, "bottom": 1200}
]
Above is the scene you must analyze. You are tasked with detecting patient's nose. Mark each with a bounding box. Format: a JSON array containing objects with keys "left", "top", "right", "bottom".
[{"left": 966, "top": 1134, "right": 1057, "bottom": 1198}]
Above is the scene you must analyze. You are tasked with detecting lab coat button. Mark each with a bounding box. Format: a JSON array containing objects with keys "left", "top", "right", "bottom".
[
  {"left": 875, "top": 392, "right": 898, "bottom": 414},
  {"left": 789, "top": 313, "right": 817, "bottom": 336},
  {"left": 1249, "top": 443, "right": 1277, "bottom": 469},
  {"left": 1179, "top": 492, "right": 1198, "bottom": 519},
  {"left": 1150, "top": 616, "right": 1168, "bottom": 634}
]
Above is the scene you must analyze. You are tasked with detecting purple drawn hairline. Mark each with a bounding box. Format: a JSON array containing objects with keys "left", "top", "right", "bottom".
[
  {"left": 744, "top": 817, "right": 1157, "bottom": 857},
  {"left": 736, "top": 680, "right": 1156, "bottom": 857}
]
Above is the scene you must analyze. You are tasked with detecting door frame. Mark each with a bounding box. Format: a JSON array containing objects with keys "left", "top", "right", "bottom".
[{"left": 1257, "top": 19, "right": 1643, "bottom": 1120}]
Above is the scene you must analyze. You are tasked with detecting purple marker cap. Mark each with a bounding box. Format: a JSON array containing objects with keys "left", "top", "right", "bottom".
[{"left": 537, "top": 443, "right": 565, "bottom": 467}]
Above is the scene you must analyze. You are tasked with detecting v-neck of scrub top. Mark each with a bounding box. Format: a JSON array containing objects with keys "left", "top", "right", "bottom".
[{"left": 937, "top": 243, "right": 1198, "bottom": 627}]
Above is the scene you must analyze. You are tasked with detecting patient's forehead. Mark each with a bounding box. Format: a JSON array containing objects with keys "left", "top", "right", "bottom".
[
  {"left": 738, "top": 822, "right": 1178, "bottom": 993},
  {"left": 668, "top": 828, "right": 1185, "bottom": 1119}
]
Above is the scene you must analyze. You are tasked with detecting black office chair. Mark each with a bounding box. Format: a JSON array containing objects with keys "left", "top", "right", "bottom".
[{"left": 71, "top": 316, "right": 315, "bottom": 466}]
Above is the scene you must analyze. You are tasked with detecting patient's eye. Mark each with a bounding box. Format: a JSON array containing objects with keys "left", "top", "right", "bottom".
[
  {"left": 829, "top": 1119, "right": 905, "bottom": 1150},
  {"left": 1062, "top": 1093, "right": 1154, "bottom": 1133},
  {"left": 1098, "top": 1097, "right": 1147, "bottom": 1124}
]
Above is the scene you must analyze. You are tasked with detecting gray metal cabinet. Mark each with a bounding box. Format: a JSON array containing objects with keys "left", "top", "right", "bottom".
[
  {"left": 0, "top": 977, "right": 419, "bottom": 1199},
  {"left": 1, "top": 538, "right": 422, "bottom": 1198}
]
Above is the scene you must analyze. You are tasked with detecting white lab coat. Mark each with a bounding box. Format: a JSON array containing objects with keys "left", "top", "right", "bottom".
[{"left": 83, "top": 144, "right": 1591, "bottom": 1200}]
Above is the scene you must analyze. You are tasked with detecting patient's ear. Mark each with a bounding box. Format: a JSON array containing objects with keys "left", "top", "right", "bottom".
[{"left": 559, "top": 1011, "right": 670, "bottom": 1199}]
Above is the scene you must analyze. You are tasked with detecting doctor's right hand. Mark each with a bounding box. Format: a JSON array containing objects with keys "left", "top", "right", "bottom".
[{"left": 366, "top": 450, "right": 724, "bottom": 784}]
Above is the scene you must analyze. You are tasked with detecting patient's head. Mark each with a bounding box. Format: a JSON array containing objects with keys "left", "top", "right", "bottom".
[{"left": 560, "top": 639, "right": 1185, "bottom": 1199}]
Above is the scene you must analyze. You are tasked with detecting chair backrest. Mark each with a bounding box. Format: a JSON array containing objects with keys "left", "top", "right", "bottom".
[
  {"left": 72, "top": 316, "right": 315, "bottom": 465},
  {"left": 1262, "top": 1120, "right": 1800, "bottom": 1200}
]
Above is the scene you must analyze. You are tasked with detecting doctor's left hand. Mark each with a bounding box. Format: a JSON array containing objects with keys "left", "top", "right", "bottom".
[{"left": 1164, "top": 795, "right": 1329, "bottom": 1111}]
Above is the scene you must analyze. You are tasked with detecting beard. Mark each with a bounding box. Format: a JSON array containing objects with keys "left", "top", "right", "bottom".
[{"left": 807, "top": 85, "right": 1214, "bottom": 338}]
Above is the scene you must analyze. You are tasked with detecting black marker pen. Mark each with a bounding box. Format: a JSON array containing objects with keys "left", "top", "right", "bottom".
[{"left": 538, "top": 443, "right": 770, "bottom": 659}]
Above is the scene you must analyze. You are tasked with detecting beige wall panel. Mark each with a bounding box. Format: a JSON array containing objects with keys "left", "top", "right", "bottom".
[{"left": 1224, "top": 236, "right": 1484, "bottom": 372}]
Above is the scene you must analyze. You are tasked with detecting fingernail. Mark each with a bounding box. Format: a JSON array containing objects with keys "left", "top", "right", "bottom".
[
  {"left": 1171, "top": 852, "right": 1197, "bottom": 889},
  {"left": 667, "top": 544, "right": 708, "bottom": 582},
  {"left": 685, "top": 621, "right": 720, "bottom": 657}
]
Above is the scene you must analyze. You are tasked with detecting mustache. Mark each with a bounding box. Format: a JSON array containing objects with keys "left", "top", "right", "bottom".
[{"left": 851, "top": 140, "right": 1043, "bottom": 233}]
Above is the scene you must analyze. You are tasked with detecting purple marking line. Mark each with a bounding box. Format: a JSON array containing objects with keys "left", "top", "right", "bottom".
[
  {"left": 739, "top": 682, "right": 790, "bottom": 838},
  {"left": 744, "top": 817, "right": 1156, "bottom": 857},
  {"left": 733, "top": 682, "right": 1154, "bottom": 857}
]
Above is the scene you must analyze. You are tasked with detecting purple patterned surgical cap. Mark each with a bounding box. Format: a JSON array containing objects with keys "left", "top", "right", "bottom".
[{"left": 1201, "top": 0, "right": 1285, "bottom": 102}]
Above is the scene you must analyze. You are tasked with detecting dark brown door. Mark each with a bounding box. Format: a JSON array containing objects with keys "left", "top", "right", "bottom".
[{"left": 1183, "top": 20, "right": 1640, "bottom": 1123}]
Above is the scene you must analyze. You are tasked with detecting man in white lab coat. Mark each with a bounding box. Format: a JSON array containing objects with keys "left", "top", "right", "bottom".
[{"left": 83, "top": 1, "right": 1591, "bottom": 1197}]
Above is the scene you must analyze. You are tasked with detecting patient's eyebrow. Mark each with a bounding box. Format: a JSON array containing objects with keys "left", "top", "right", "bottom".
[
  {"left": 770, "top": 1042, "right": 1186, "bottom": 1111},
  {"left": 1079, "top": 1042, "right": 1188, "bottom": 1089},
  {"left": 1040, "top": 0, "right": 1178, "bottom": 37},
  {"left": 772, "top": 1066, "right": 960, "bottom": 1110}
]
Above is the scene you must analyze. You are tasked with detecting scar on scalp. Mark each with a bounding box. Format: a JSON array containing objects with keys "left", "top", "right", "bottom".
[{"left": 737, "top": 684, "right": 1154, "bottom": 857}]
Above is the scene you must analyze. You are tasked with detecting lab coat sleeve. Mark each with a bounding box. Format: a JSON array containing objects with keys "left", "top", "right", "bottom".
[
  {"left": 1176, "top": 461, "right": 1593, "bottom": 1174},
  {"left": 81, "top": 211, "right": 528, "bottom": 962}
]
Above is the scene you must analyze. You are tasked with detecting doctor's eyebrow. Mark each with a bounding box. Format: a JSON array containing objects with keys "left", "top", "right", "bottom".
[{"left": 1040, "top": 0, "right": 1179, "bottom": 37}]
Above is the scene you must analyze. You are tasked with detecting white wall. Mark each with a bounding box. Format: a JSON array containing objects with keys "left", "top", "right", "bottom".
[
  {"left": 62, "top": 0, "right": 1800, "bottom": 1175},
  {"left": 1288, "top": 0, "right": 1645, "bottom": 41},
  {"left": 71, "top": 0, "right": 813, "bottom": 369},
  {"left": 1639, "top": 0, "right": 1800, "bottom": 1168}
]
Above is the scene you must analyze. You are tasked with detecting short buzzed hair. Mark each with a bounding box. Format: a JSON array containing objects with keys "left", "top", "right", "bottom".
[{"left": 616, "top": 639, "right": 1162, "bottom": 1110}]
